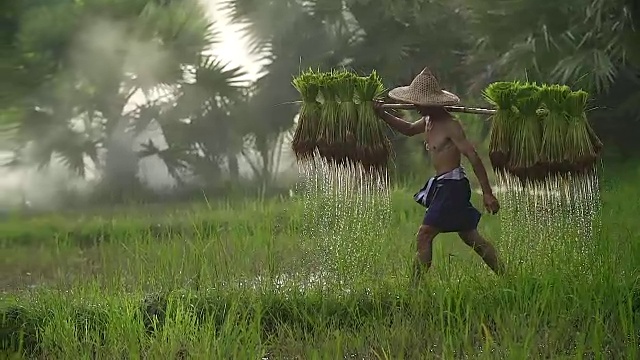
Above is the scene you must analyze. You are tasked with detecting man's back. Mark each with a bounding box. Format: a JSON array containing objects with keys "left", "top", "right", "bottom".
[{"left": 422, "top": 115, "right": 463, "bottom": 176}]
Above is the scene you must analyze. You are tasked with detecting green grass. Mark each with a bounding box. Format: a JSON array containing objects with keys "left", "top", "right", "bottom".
[{"left": 1, "top": 166, "right": 640, "bottom": 359}]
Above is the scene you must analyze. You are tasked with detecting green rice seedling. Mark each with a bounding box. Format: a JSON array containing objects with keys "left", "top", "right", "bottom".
[
  {"left": 291, "top": 69, "right": 322, "bottom": 161},
  {"left": 483, "top": 81, "right": 518, "bottom": 173},
  {"left": 509, "top": 83, "right": 543, "bottom": 182},
  {"left": 4, "top": 169, "right": 640, "bottom": 358},
  {"left": 539, "top": 84, "right": 571, "bottom": 176},
  {"left": 336, "top": 70, "right": 359, "bottom": 165},
  {"left": 317, "top": 71, "right": 341, "bottom": 162},
  {"left": 294, "top": 68, "right": 392, "bottom": 169},
  {"left": 564, "top": 90, "right": 599, "bottom": 173},
  {"left": 354, "top": 70, "right": 391, "bottom": 171}
]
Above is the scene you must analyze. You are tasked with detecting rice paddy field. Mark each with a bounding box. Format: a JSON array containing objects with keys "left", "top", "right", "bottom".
[{"left": 2, "top": 163, "right": 640, "bottom": 359}]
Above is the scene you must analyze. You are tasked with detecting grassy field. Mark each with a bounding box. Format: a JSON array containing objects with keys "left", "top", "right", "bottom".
[{"left": 1, "top": 164, "right": 640, "bottom": 359}]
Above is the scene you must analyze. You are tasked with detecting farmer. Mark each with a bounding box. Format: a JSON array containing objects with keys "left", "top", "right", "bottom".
[{"left": 373, "top": 67, "right": 505, "bottom": 284}]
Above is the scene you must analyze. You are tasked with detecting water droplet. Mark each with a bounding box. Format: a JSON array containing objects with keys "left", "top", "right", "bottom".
[
  {"left": 496, "top": 168, "right": 601, "bottom": 276},
  {"left": 294, "top": 154, "right": 391, "bottom": 290}
]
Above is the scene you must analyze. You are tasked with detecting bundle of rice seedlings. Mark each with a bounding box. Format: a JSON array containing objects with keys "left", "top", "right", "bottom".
[
  {"left": 335, "top": 70, "right": 358, "bottom": 165},
  {"left": 355, "top": 71, "right": 391, "bottom": 171},
  {"left": 509, "top": 83, "right": 544, "bottom": 181},
  {"left": 317, "top": 71, "right": 341, "bottom": 162},
  {"left": 564, "top": 90, "right": 599, "bottom": 173},
  {"left": 291, "top": 69, "right": 322, "bottom": 160},
  {"left": 483, "top": 81, "right": 518, "bottom": 172},
  {"left": 539, "top": 84, "right": 571, "bottom": 176}
]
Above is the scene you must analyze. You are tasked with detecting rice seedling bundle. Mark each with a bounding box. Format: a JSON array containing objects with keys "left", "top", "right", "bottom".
[
  {"left": 290, "top": 72, "right": 604, "bottom": 177},
  {"left": 509, "top": 83, "right": 544, "bottom": 181},
  {"left": 354, "top": 71, "right": 391, "bottom": 171},
  {"left": 564, "top": 90, "right": 599, "bottom": 173},
  {"left": 539, "top": 84, "right": 571, "bottom": 176},
  {"left": 291, "top": 69, "right": 392, "bottom": 170},
  {"left": 291, "top": 69, "right": 322, "bottom": 160},
  {"left": 335, "top": 70, "right": 358, "bottom": 165},
  {"left": 317, "top": 72, "right": 341, "bottom": 162},
  {"left": 482, "top": 80, "right": 604, "bottom": 181},
  {"left": 483, "top": 81, "right": 519, "bottom": 172}
]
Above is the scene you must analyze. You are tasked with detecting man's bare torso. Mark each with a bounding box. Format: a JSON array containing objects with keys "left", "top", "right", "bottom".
[{"left": 422, "top": 115, "right": 462, "bottom": 175}]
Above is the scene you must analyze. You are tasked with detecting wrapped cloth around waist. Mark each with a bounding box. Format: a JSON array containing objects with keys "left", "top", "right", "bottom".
[{"left": 413, "top": 167, "right": 467, "bottom": 208}]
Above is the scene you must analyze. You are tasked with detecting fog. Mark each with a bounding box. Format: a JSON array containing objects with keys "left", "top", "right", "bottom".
[{"left": 0, "top": 0, "right": 298, "bottom": 211}]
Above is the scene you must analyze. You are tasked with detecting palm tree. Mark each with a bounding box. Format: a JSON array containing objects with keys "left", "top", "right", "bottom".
[
  {"left": 219, "top": 0, "right": 488, "bottom": 181},
  {"left": 220, "top": 0, "right": 355, "bottom": 187},
  {"left": 467, "top": 0, "right": 640, "bottom": 90},
  {"left": 466, "top": 0, "right": 640, "bottom": 156},
  {"left": 2, "top": 0, "right": 250, "bottom": 195},
  {"left": 140, "top": 54, "right": 248, "bottom": 186}
]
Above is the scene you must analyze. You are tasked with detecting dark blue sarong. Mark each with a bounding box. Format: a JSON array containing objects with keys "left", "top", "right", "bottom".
[{"left": 414, "top": 169, "right": 481, "bottom": 233}]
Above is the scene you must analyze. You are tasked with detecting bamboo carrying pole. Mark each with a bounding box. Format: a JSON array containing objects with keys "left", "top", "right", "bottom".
[
  {"left": 381, "top": 103, "right": 496, "bottom": 115},
  {"left": 286, "top": 100, "right": 496, "bottom": 116}
]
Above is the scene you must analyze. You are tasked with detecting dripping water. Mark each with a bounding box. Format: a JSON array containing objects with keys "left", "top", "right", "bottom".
[
  {"left": 291, "top": 151, "right": 392, "bottom": 290},
  {"left": 495, "top": 168, "right": 601, "bottom": 276}
]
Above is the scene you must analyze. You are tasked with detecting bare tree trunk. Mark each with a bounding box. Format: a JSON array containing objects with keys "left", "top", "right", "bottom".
[
  {"left": 101, "top": 119, "right": 141, "bottom": 202},
  {"left": 255, "top": 134, "right": 271, "bottom": 187}
]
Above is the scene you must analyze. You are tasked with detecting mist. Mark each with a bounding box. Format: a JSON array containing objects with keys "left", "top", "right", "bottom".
[
  {"left": 3, "top": 0, "right": 639, "bottom": 356},
  {"left": 1, "top": 0, "right": 636, "bottom": 213},
  {"left": 0, "top": 0, "right": 300, "bottom": 212}
]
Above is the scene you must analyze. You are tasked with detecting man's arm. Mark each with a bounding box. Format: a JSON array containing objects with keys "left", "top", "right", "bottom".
[
  {"left": 447, "top": 120, "right": 494, "bottom": 195},
  {"left": 375, "top": 109, "right": 425, "bottom": 136}
]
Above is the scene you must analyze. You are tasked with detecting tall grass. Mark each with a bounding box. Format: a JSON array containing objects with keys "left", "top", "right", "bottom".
[{"left": 1, "top": 169, "right": 640, "bottom": 359}]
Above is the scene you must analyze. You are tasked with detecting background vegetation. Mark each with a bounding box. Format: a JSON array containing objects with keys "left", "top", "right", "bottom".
[
  {"left": 2, "top": 0, "right": 640, "bottom": 358},
  {"left": 1, "top": 0, "right": 637, "bottom": 211}
]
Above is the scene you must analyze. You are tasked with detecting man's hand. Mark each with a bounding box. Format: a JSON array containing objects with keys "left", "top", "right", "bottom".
[{"left": 483, "top": 192, "right": 500, "bottom": 215}]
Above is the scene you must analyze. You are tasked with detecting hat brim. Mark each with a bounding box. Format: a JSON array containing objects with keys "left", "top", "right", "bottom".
[{"left": 388, "top": 86, "right": 460, "bottom": 106}]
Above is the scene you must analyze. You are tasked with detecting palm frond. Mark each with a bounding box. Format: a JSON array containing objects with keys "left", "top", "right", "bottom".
[
  {"left": 138, "top": 139, "right": 191, "bottom": 181},
  {"left": 468, "top": 0, "right": 636, "bottom": 96},
  {"left": 192, "top": 55, "right": 247, "bottom": 97},
  {"left": 220, "top": 0, "right": 318, "bottom": 55}
]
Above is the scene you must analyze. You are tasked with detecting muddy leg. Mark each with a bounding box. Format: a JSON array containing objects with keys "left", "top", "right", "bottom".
[
  {"left": 458, "top": 229, "right": 505, "bottom": 275},
  {"left": 412, "top": 225, "right": 440, "bottom": 285}
]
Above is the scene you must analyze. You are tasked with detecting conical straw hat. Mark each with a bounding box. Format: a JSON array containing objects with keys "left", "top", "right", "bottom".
[{"left": 388, "top": 67, "right": 460, "bottom": 106}]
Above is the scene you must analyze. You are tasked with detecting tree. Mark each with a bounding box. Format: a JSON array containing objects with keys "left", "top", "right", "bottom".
[
  {"left": 139, "top": 55, "right": 248, "bottom": 186},
  {"left": 221, "top": 0, "right": 478, "bottom": 181},
  {"left": 222, "top": 0, "right": 354, "bottom": 187},
  {"left": 1, "top": 0, "right": 249, "bottom": 198},
  {"left": 466, "top": 0, "right": 640, "bottom": 156}
]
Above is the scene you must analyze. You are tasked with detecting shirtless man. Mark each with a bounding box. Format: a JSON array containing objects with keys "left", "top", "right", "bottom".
[{"left": 374, "top": 67, "right": 505, "bottom": 283}]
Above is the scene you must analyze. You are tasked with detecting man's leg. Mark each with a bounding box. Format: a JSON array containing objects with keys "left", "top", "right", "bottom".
[
  {"left": 412, "top": 225, "right": 440, "bottom": 285},
  {"left": 457, "top": 229, "right": 505, "bottom": 275}
]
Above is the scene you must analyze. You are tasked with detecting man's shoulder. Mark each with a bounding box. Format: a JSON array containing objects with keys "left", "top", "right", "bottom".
[
  {"left": 441, "top": 116, "right": 467, "bottom": 139},
  {"left": 443, "top": 116, "right": 463, "bottom": 129}
]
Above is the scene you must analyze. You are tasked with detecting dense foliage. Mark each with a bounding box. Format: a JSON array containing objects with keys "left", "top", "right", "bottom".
[{"left": 0, "top": 0, "right": 637, "bottom": 204}]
